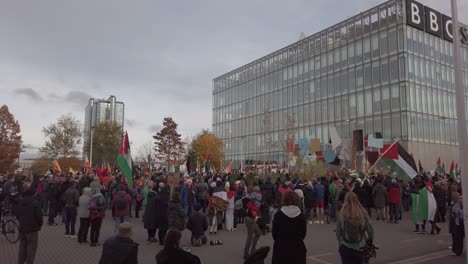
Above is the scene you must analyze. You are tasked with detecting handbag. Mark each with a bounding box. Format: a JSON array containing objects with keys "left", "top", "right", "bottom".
[{"left": 360, "top": 239, "right": 379, "bottom": 260}]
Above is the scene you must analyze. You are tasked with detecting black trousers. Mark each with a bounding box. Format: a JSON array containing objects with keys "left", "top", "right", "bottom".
[
  {"left": 158, "top": 229, "right": 167, "bottom": 245},
  {"left": 18, "top": 232, "right": 38, "bottom": 264},
  {"left": 90, "top": 218, "right": 102, "bottom": 244},
  {"left": 135, "top": 201, "right": 142, "bottom": 218},
  {"left": 78, "top": 217, "right": 90, "bottom": 243},
  {"left": 339, "top": 245, "right": 364, "bottom": 264},
  {"left": 452, "top": 224, "right": 465, "bottom": 256},
  {"left": 48, "top": 204, "right": 57, "bottom": 224},
  {"left": 147, "top": 228, "right": 157, "bottom": 238}
]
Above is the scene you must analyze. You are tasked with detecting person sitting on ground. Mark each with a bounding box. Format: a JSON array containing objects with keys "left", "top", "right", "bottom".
[
  {"left": 187, "top": 204, "right": 209, "bottom": 247},
  {"left": 156, "top": 229, "right": 201, "bottom": 264},
  {"left": 99, "top": 222, "right": 139, "bottom": 264}
]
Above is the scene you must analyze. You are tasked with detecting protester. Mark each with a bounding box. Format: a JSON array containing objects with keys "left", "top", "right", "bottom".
[
  {"left": 155, "top": 229, "right": 201, "bottom": 264},
  {"left": 433, "top": 182, "right": 448, "bottom": 223},
  {"left": 158, "top": 183, "right": 170, "bottom": 245},
  {"left": 90, "top": 176, "right": 102, "bottom": 191},
  {"left": 450, "top": 193, "right": 464, "bottom": 256},
  {"left": 89, "top": 188, "right": 106, "bottom": 247},
  {"left": 62, "top": 180, "right": 80, "bottom": 237},
  {"left": 225, "top": 185, "right": 236, "bottom": 231},
  {"left": 388, "top": 179, "right": 400, "bottom": 224},
  {"left": 168, "top": 190, "right": 185, "bottom": 231},
  {"left": 99, "top": 223, "right": 139, "bottom": 264},
  {"left": 133, "top": 183, "right": 144, "bottom": 218},
  {"left": 187, "top": 204, "right": 209, "bottom": 246},
  {"left": 143, "top": 183, "right": 161, "bottom": 243},
  {"left": 272, "top": 191, "right": 307, "bottom": 264},
  {"left": 372, "top": 179, "right": 387, "bottom": 221},
  {"left": 47, "top": 177, "right": 61, "bottom": 225},
  {"left": 196, "top": 178, "right": 209, "bottom": 214},
  {"left": 112, "top": 185, "right": 132, "bottom": 234},
  {"left": 314, "top": 179, "right": 325, "bottom": 224},
  {"left": 303, "top": 183, "right": 314, "bottom": 223},
  {"left": 14, "top": 183, "right": 43, "bottom": 264},
  {"left": 181, "top": 179, "right": 197, "bottom": 218},
  {"left": 336, "top": 192, "right": 374, "bottom": 264},
  {"left": 77, "top": 187, "right": 93, "bottom": 244},
  {"left": 39, "top": 176, "right": 50, "bottom": 216},
  {"left": 243, "top": 193, "right": 261, "bottom": 260}
]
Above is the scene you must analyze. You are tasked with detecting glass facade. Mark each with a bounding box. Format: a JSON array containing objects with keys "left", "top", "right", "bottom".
[
  {"left": 83, "top": 96, "right": 125, "bottom": 157},
  {"left": 212, "top": 0, "right": 468, "bottom": 168}
]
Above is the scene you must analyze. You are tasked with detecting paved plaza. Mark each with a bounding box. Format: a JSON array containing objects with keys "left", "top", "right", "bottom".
[{"left": 1, "top": 211, "right": 465, "bottom": 264}]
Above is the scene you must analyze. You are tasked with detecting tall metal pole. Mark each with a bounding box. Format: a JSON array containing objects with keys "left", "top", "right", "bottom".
[
  {"left": 451, "top": 0, "right": 468, "bottom": 261},
  {"left": 89, "top": 127, "right": 94, "bottom": 167}
]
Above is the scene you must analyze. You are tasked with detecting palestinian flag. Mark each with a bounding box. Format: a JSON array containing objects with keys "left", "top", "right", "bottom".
[
  {"left": 117, "top": 131, "right": 133, "bottom": 188},
  {"left": 411, "top": 185, "right": 437, "bottom": 224},
  {"left": 381, "top": 143, "right": 417, "bottom": 182},
  {"left": 450, "top": 161, "right": 456, "bottom": 180},
  {"left": 173, "top": 158, "right": 179, "bottom": 172},
  {"left": 455, "top": 163, "right": 459, "bottom": 175},
  {"left": 418, "top": 160, "right": 424, "bottom": 173},
  {"left": 203, "top": 153, "right": 211, "bottom": 173},
  {"left": 436, "top": 157, "right": 442, "bottom": 173}
]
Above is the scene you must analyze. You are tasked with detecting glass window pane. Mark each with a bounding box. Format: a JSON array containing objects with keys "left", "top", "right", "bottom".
[
  {"left": 388, "top": 28, "right": 397, "bottom": 53},
  {"left": 365, "top": 90, "right": 372, "bottom": 116},
  {"left": 383, "top": 114, "right": 391, "bottom": 140},
  {"left": 357, "top": 92, "right": 364, "bottom": 117},
  {"left": 382, "top": 86, "right": 390, "bottom": 112},
  {"left": 373, "top": 88, "right": 381, "bottom": 113},
  {"left": 372, "top": 62, "right": 380, "bottom": 86},
  {"left": 372, "top": 34, "right": 379, "bottom": 59},
  {"left": 350, "top": 94, "right": 357, "bottom": 118},
  {"left": 363, "top": 37, "right": 371, "bottom": 61},
  {"left": 391, "top": 85, "right": 400, "bottom": 112}
]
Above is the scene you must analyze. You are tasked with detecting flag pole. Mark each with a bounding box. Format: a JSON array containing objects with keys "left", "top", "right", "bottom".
[
  {"left": 450, "top": 0, "right": 468, "bottom": 261},
  {"left": 363, "top": 139, "right": 400, "bottom": 181}
]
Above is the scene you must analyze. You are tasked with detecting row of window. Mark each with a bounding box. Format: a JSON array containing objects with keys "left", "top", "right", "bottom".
[
  {"left": 213, "top": 0, "right": 404, "bottom": 92},
  {"left": 219, "top": 112, "right": 405, "bottom": 156}
]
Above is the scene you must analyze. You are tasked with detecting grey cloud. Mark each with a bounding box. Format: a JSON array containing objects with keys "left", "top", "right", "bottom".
[
  {"left": 15, "top": 88, "right": 43, "bottom": 101},
  {"left": 63, "top": 90, "right": 92, "bottom": 107}
]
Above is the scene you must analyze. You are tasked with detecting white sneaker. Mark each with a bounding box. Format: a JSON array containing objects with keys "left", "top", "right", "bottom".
[{"left": 309, "top": 221, "right": 313, "bottom": 224}]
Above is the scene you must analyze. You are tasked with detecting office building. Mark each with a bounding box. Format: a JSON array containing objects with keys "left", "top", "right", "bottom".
[
  {"left": 212, "top": 0, "right": 468, "bottom": 169},
  {"left": 83, "top": 95, "right": 125, "bottom": 156}
]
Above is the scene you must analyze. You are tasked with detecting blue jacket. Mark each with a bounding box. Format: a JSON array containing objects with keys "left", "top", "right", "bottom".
[{"left": 180, "top": 185, "right": 197, "bottom": 207}]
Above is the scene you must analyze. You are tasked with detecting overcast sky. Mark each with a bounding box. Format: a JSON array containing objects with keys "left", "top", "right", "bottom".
[{"left": 1, "top": 0, "right": 465, "bottom": 159}]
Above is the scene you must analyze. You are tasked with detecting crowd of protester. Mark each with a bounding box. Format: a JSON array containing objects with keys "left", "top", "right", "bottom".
[{"left": 0, "top": 166, "right": 464, "bottom": 264}]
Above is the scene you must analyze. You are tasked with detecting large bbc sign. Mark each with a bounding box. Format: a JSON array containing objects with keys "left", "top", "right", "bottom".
[{"left": 407, "top": 0, "right": 468, "bottom": 44}]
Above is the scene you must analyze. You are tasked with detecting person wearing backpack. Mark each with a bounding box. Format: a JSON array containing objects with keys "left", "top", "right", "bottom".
[
  {"left": 89, "top": 188, "right": 106, "bottom": 247},
  {"left": 133, "top": 185, "right": 144, "bottom": 218},
  {"left": 77, "top": 187, "right": 93, "bottom": 244},
  {"left": 336, "top": 192, "right": 374, "bottom": 264},
  {"left": 112, "top": 185, "right": 132, "bottom": 234}
]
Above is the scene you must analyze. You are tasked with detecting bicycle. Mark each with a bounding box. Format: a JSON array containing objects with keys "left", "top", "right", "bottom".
[{"left": 1, "top": 205, "right": 20, "bottom": 243}]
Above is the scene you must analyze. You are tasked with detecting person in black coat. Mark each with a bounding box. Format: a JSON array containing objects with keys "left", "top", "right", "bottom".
[
  {"left": 357, "top": 179, "right": 373, "bottom": 217},
  {"left": 261, "top": 177, "right": 275, "bottom": 205},
  {"left": 158, "top": 183, "right": 170, "bottom": 245},
  {"left": 156, "top": 229, "right": 201, "bottom": 264},
  {"left": 143, "top": 189, "right": 161, "bottom": 242},
  {"left": 303, "top": 184, "right": 315, "bottom": 222},
  {"left": 433, "top": 182, "right": 447, "bottom": 223},
  {"left": 272, "top": 191, "right": 307, "bottom": 264},
  {"left": 14, "top": 184, "right": 43, "bottom": 264},
  {"left": 99, "top": 223, "right": 139, "bottom": 264}
]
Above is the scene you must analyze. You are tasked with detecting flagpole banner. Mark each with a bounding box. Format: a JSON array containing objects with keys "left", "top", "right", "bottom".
[
  {"left": 329, "top": 127, "right": 342, "bottom": 150},
  {"left": 382, "top": 144, "right": 418, "bottom": 183},
  {"left": 117, "top": 131, "right": 133, "bottom": 188},
  {"left": 309, "top": 139, "right": 321, "bottom": 152},
  {"left": 368, "top": 135, "right": 384, "bottom": 149},
  {"left": 298, "top": 138, "right": 309, "bottom": 156}
]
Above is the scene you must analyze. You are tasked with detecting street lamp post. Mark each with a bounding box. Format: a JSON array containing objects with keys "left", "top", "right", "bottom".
[
  {"left": 89, "top": 126, "right": 95, "bottom": 167},
  {"left": 451, "top": 0, "right": 468, "bottom": 261}
]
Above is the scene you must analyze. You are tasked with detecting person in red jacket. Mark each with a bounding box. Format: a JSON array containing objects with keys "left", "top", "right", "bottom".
[
  {"left": 388, "top": 179, "right": 401, "bottom": 224},
  {"left": 112, "top": 185, "right": 132, "bottom": 234}
]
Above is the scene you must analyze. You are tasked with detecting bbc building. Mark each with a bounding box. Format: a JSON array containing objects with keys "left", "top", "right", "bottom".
[{"left": 212, "top": 0, "right": 468, "bottom": 170}]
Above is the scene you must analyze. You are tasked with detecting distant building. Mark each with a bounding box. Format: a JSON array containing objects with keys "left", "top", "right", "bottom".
[{"left": 83, "top": 95, "right": 125, "bottom": 157}]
